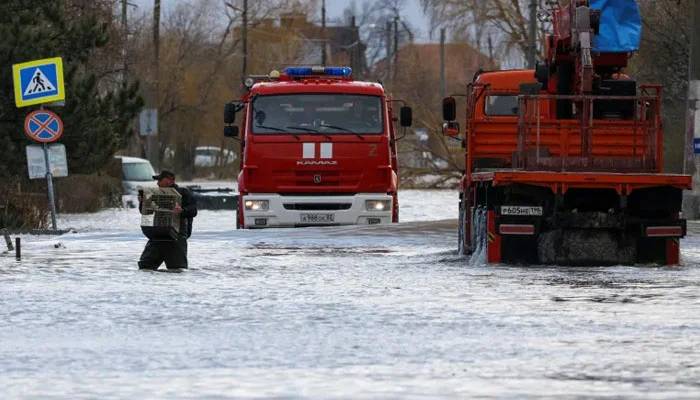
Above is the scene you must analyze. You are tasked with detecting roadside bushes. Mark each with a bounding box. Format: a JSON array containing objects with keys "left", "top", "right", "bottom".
[
  {"left": 0, "top": 174, "right": 122, "bottom": 230},
  {"left": 54, "top": 174, "right": 122, "bottom": 213},
  {"left": 0, "top": 181, "right": 49, "bottom": 230}
]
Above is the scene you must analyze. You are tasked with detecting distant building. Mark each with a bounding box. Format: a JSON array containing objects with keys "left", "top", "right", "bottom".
[{"left": 239, "top": 12, "right": 367, "bottom": 78}]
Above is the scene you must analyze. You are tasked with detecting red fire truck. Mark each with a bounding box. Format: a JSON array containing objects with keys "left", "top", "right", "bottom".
[
  {"left": 224, "top": 66, "right": 412, "bottom": 229},
  {"left": 442, "top": 0, "right": 692, "bottom": 265}
]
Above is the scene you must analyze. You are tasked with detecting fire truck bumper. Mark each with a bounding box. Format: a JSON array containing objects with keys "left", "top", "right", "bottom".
[{"left": 241, "top": 193, "right": 393, "bottom": 228}]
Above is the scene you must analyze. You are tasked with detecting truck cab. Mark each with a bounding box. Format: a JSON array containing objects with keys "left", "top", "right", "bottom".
[{"left": 224, "top": 66, "right": 412, "bottom": 229}]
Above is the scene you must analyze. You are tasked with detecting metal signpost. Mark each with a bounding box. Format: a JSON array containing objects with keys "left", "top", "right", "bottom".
[
  {"left": 13, "top": 57, "right": 67, "bottom": 232},
  {"left": 23, "top": 110, "right": 64, "bottom": 231}
]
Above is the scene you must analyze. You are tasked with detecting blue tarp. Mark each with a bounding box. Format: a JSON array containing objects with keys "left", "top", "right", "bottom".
[{"left": 590, "top": 0, "right": 641, "bottom": 52}]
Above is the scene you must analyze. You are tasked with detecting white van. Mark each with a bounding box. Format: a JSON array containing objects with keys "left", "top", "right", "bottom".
[
  {"left": 115, "top": 156, "right": 157, "bottom": 194},
  {"left": 194, "top": 146, "right": 236, "bottom": 168}
]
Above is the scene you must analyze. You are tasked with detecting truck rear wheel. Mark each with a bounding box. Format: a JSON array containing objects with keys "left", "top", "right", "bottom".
[
  {"left": 637, "top": 237, "right": 681, "bottom": 265},
  {"left": 665, "top": 238, "right": 680, "bottom": 265}
]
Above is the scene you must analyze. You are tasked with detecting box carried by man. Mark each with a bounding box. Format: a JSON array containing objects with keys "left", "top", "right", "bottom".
[{"left": 139, "top": 187, "right": 182, "bottom": 240}]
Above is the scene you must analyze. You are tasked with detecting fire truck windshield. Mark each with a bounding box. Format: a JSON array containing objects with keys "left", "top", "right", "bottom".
[{"left": 251, "top": 94, "right": 384, "bottom": 135}]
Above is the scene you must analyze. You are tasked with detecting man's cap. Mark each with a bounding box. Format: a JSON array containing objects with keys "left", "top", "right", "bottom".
[{"left": 152, "top": 170, "right": 176, "bottom": 180}]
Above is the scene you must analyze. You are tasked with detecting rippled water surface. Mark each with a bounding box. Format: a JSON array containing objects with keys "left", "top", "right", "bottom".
[{"left": 2, "top": 190, "right": 700, "bottom": 399}]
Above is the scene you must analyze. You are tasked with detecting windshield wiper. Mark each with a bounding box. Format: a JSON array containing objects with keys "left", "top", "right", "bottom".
[
  {"left": 286, "top": 126, "right": 332, "bottom": 140},
  {"left": 320, "top": 124, "right": 365, "bottom": 140},
  {"left": 256, "top": 125, "right": 300, "bottom": 140},
  {"left": 285, "top": 125, "right": 318, "bottom": 133}
]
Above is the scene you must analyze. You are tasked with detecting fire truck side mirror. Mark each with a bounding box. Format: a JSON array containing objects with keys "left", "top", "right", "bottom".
[
  {"left": 224, "top": 103, "right": 239, "bottom": 138},
  {"left": 224, "top": 125, "right": 239, "bottom": 138},
  {"left": 442, "top": 97, "right": 456, "bottom": 121},
  {"left": 224, "top": 103, "right": 237, "bottom": 125},
  {"left": 442, "top": 121, "right": 460, "bottom": 137},
  {"left": 399, "top": 106, "right": 413, "bottom": 127}
]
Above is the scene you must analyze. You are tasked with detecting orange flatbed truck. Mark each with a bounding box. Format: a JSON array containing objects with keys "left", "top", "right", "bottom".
[{"left": 442, "top": 0, "right": 692, "bottom": 265}]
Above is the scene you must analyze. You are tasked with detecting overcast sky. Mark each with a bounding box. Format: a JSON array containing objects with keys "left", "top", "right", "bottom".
[
  {"left": 325, "top": 0, "right": 432, "bottom": 41},
  {"left": 130, "top": 0, "right": 434, "bottom": 42}
]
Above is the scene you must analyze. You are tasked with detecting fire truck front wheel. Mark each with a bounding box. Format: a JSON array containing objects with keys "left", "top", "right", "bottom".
[{"left": 236, "top": 203, "right": 243, "bottom": 229}]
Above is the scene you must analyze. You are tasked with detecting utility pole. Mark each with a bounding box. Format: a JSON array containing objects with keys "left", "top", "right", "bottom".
[
  {"left": 393, "top": 16, "right": 399, "bottom": 81},
  {"left": 686, "top": 0, "right": 700, "bottom": 218},
  {"left": 149, "top": 0, "right": 160, "bottom": 167},
  {"left": 242, "top": 0, "right": 248, "bottom": 78},
  {"left": 321, "top": 0, "right": 327, "bottom": 66},
  {"left": 121, "top": 0, "right": 128, "bottom": 83},
  {"left": 385, "top": 20, "right": 392, "bottom": 85},
  {"left": 488, "top": 35, "right": 495, "bottom": 67},
  {"left": 440, "top": 28, "right": 446, "bottom": 99},
  {"left": 350, "top": 15, "right": 359, "bottom": 76},
  {"left": 527, "top": 0, "right": 537, "bottom": 68}
]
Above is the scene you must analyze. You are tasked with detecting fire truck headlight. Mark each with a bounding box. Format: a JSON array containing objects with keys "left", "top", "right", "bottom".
[
  {"left": 366, "top": 200, "right": 391, "bottom": 211},
  {"left": 245, "top": 200, "right": 269, "bottom": 211}
]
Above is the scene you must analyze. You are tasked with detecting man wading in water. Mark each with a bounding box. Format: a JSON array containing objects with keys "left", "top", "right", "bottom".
[{"left": 138, "top": 170, "right": 197, "bottom": 270}]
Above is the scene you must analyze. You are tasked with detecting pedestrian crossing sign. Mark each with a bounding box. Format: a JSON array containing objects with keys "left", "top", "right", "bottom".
[{"left": 12, "top": 57, "right": 65, "bottom": 108}]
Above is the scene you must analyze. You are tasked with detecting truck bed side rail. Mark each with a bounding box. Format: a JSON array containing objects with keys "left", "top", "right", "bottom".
[{"left": 514, "top": 85, "right": 662, "bottom": 173}]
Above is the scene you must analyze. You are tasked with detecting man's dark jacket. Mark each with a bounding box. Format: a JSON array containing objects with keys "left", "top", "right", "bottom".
[{"left": 173, "top": 184, "right": 197, "bottom": 238}]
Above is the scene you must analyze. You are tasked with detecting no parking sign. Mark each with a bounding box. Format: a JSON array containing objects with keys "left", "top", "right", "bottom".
[
  {"left": 24, "top": 109, "right": 64, "bottom": 143},
  {"left": 22, "top": 109, "right": 65, "bottom": 231}
]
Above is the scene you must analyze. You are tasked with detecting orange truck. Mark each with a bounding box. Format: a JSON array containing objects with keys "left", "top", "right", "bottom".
[{"left": 442, "top": 0, "right": 691, "bottom": 265}]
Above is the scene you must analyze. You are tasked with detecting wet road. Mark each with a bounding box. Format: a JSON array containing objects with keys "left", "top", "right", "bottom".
[{"left": 1, "top": 191, "right": 700, "bottom": 399}]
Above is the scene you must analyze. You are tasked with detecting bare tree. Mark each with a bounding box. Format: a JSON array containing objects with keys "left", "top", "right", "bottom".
[
  {"left": 420, "top": 0, "right": 549, "bottom": 68},
  {"left": 128, "top": 0, "right": 320, "bottom": 178},
  {"left": 631, "top": 0, "right": 690, "bottom": 173},
  {"left": 341, "top": 0, "right": 414, "bottom": 81}
]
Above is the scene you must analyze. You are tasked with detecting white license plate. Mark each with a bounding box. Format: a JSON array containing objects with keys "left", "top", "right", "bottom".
[
  {"left": 300, "top": 213, "right": 335, "bottom": 223},
  {"left": 500, "top": 206, "right": 543, "bottom": 216}
]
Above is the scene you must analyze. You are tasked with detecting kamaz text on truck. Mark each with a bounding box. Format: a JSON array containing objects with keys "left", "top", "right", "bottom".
[{"left": 224, "top": 66, "right": 412, "bottom": 229}]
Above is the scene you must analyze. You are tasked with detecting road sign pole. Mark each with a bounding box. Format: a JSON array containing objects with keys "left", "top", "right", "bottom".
[{"left": 42, "top": 142, "right": 58, "bottom": 231}]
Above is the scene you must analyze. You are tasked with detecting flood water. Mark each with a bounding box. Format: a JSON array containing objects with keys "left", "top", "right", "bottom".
[{"left": 1, "top": 190, "right": 699, "bottom": 399}]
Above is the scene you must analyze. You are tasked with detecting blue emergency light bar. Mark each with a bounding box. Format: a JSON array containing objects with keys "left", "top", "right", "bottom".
[{"left": 284, "top": 66, "right": 352, "bottom": 77}]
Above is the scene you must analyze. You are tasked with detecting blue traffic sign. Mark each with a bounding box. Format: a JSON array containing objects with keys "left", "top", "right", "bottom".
[
  {"left": 12, "top": 57, "right": 65, "bottom": 108},
  {"left": 24, "top": 110, "right": 64, "bottom": 143},
  {"left": 694, "top": 138, "right": 700, "bottom": 154}
]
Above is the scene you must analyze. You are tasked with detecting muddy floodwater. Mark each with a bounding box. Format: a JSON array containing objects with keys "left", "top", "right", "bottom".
[{"left": 1, "top": 190, "right": 700, "bottom": 399}]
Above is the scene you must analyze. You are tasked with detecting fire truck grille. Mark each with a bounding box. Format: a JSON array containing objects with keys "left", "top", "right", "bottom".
[
  {"left": 295, "top": 171, "right": 340, "bottom": 186},
  {"left": 283, "top": 203, "right": 352, "bottom": 211}
]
